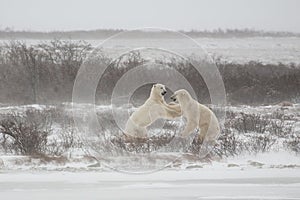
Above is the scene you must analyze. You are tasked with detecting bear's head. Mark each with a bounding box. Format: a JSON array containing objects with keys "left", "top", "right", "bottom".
[
  {"left": 151, "top": 83, "right": 167, "bottom": 99},
  {"left": 170, "top": 89, "right": 191, "bottom": 104}
]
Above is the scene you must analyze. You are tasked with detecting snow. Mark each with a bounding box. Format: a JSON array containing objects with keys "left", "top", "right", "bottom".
[
  {"left": 0, "top": 169, "right": 300, "bottom": 200},
  {"left": 0, "top": 104, "right": 50, "bottom": 114},
  {"left": 1, "top": 37, "right": 300, "bottom": 65},
  {"left": 0, "top": 103, "right": 300, "bottom": 199},
  {"left": 1, "top": 150, "right": 299, "bottom": 199}
]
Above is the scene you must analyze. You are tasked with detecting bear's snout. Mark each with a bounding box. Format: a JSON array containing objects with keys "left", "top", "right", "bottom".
[
  {"left": 161, "top": 91, "right": 167, "bottom": 96},
  {"left": 170, "top": 95, "right": 176, "bottom": 101}
]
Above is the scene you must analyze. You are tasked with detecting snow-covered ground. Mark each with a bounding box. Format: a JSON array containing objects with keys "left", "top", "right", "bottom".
[
  {"left": 1, "top": 37, "right": 300, "bottom": 65},
  {"left": 0, "top": 103, "right": 299, "bottom": 199},
  {"left": 0, "top": 168, "right": 300, "bottom": 200},
  {"left": 1, "top": 150, "right": 300, "bottom": 199}
]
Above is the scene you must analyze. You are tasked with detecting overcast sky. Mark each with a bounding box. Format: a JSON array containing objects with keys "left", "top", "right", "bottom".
[{"left": 1, "top": 0, "right": 300, "bottom": 32}]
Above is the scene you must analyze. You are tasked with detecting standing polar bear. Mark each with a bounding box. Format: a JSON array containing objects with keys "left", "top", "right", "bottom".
[
  {"left": 125, "top": 83, "right": 181, "bottom": 138},
  {"left": 170, "top": 89, "right": 220, "bottom": 144}
]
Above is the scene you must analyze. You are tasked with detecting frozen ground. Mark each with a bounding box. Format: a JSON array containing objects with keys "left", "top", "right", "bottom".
[
  {"left": 0, "top": 103, "right": 299, "bottom": 199},
  {"left": 0, "top": 168, "right": 300, "bottom": 200},
  {"left": 1, "top": 151, "right": 300, "bottom": 199}
]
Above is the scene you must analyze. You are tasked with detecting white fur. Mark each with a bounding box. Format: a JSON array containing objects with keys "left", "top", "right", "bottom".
[
  {"left": 171, "top": 89, "right": 220, "bottom": 143},
  {"left": 125, "top": 83, "right": 181, "bottom": 138}
]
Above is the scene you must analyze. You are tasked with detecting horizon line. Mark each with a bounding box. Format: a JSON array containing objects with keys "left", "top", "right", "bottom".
[{"left": 1, "top": 27, "right": 300, "bottom": 34}]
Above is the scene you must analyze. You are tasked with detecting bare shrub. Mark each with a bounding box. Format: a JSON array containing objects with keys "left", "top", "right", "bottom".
[
  {"left": 268, "top": 119, "right": 294, "bottom": 137},
  {"left": 107, "top": 118, "right": 183, "bottom": 154},
  {"left": 215, "top": 110, "right": 289, "bottom": 156},
  {"left": 43, "top": 106, "right": 82, "bottom": 156},
  {"left": 45, "top": 138, "right": 64, "bottom": 156},
  {"left": 216, "top": 128, "right": 239, "bottom": 157},
  {"left": 121, "top": 51, "right": 146, "bottom": 68},
  {"left": 229, "top": 110, "right": 295, "bottom": 136},
  {"left": 0, "top": 40, "right": 92, "bottom": 103},
  {"left": 0, "top": 40, "right": 299, "bottom": 105},
  {"left": 0, "top": 106, "right": 84, "bottom": 157},
  {"left": 284, "top": 135, "right": 300, "bottom": 153},
  {"left": 111, "top": 133, "right": 175, "bottom": 153},
  {"left": 0, "top": 133, "right": 14, "bottom": 153},
  {"left": 0, "top": 109, "right": 51, "bottom": 155},
  {"left": 245, "top": 134, "right": 276, "bottom": 153},
  {"left": 231, "top": 113, "right": 269, "bottom": 133},
  {"left": 46, "top": 127, "right": 80, "bottom": 156}
]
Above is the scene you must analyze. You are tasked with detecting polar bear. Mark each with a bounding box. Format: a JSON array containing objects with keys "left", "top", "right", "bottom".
[
  {"left": 170, "top": 89, "right": 220, "bottom": 144},
  {"left": 125, "top": 83, "right": 181, "bottom": 138}
]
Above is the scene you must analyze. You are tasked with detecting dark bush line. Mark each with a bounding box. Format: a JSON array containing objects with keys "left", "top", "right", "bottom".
[
  {"left": 1, "top": 28, "right": 299, "bottom": 39},
  {"left": 218, "top": 62, "right": 300, "bottom": 105},
  {"left": 96, "top": 55, "right": 300, "bottom": 105},
  {"left": 0, "top": 40, "right": 299, "bottom": 105},
  {"left": 0, "top": 40, "right": 92, "bottom": 104}
]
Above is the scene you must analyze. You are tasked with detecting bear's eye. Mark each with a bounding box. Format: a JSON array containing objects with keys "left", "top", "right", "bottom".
[{"left": 160, "top": 87, "right": 163, "bottom": 89}]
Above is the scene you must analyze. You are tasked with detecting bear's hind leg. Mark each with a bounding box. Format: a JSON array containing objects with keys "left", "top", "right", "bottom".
[
  {"left": 198, "top": 123, "right": 209, "bottom": 143},
  {"left": 180, "top": 120, "right": 197, "bottom": 138}
]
